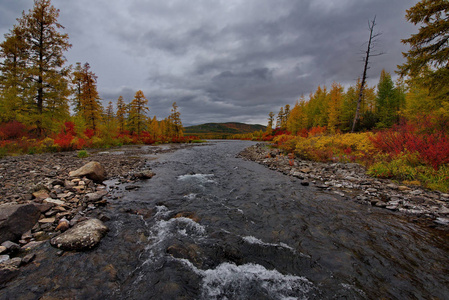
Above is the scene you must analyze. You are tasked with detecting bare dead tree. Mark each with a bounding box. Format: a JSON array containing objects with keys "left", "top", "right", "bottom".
[{"left": 351, "top": 16, "right": 383, "bottom": 132}]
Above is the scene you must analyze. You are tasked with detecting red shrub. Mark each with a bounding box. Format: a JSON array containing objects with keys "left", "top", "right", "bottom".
[
  {"left": 308, "top": 126, "right": 327, "bottom": 137},
  {"left": 84, "top": 128, "right": 95, "bottom": 139},
  {"left": 0, "top": 121, "right": 27, "bottom": 140},
  {"left": 54, "top": 133, "right": 74, "bottom": 151},
  {"left": 370, "top": 119, "right": 449, "bottom": 169}
]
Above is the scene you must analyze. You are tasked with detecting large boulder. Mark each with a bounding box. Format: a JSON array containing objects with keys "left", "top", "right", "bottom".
[
  {"left": 69, "top": 161, "right": 107, "bottom": 183},
  {"left": 50, "top": 218, "right": 108, "bottom": 251},
  {"left": 0, "top": 204, "right": 40, "bottom": 244}
]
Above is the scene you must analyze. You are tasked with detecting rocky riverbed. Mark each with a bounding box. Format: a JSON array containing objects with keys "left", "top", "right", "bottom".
[
  {"left": 238, "top": 143, "right": 449, "bottom": 229},
  {"left": 0, "top": 143, "right": 198, "bottom": 285}
]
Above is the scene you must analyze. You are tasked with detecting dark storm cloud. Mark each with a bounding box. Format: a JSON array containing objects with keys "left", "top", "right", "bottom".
[{"left": 0, "top": 0, "right": 419, "bottom": 125}]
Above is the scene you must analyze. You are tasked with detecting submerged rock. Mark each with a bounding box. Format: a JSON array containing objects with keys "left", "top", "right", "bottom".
[
  {"left": 0, "top": 204, "right": 40, "bottom": 244},
  {"left": 50, "top": 218, "right": 108, "bottom": 251},
  {"left": 69, "top": 161, "right": 107, "bottom": 183}
]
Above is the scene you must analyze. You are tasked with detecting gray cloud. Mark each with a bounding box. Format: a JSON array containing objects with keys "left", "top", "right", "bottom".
[{"left": 0, "top": 0, "right": 419, "bottom": 126}]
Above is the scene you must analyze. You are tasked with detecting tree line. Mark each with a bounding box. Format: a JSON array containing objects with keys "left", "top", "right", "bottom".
[
  {"left": 266, "top": 0, "right": 449, "bottom": 136},
  {"left": 0, "top": 0, "right": 183, "bottom": 141}
]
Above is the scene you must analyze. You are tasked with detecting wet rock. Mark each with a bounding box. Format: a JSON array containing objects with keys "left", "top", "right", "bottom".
[
  {"left": 22, "top": 253, "right": 36, "bottom": 265},
  {"left": 0, "top": 255, "right": 9, "bottom": 263},
  {"left": 50, "top": 218, "right": 109, "bottom": 251},
  {"left": 0, "top": 203, "right": 40, "bottom": 244},
  {"left": 1, "top": 241, "right": 20, "bottom": 253},
  {"left": 0, "top": 263, "right": 19, "bottom": 285},
  {"left": 69, "top": 161, "right": 107, "bottom": 183},
  {"left": 84, "top": 190, "right": 108, "bottom": 202},
  {"left": 173, "top": 212, "right": 200, "bottom": 223},
  {"left": 125, "top": 185, "right": 139, "bottom": 190},
  {"left": 0, "top": 246, "right": 6, "bottom": 254},
  {"left": 434, "top": 218, "right": 449, "bottom": 226},
  {"left": 300, "top": 181, "right": 310, "bottom": 186},
  {"left": 132, "top": 170, "right": 155, "bottom": 179},
  {"left": 55, "top": 218, "right": 70, "bottom": 232}
]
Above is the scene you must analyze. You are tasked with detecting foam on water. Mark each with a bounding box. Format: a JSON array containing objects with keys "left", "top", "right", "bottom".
[
  {"left": 184, "top": 193, "right": 197, "bottom": 200},
  {"left": 177, "top": 259, "right": 315, "bottom": 300},
  {"left": 178, "top": 173, "right": 216, "bottom": 184},
  {"left": 243, "top": 236, "right": 295, "bottom": 252}
]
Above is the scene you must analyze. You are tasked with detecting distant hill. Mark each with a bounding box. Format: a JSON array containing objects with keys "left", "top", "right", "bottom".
[{"left": 184, "top": 122, "right": 266, "bottom": 138}]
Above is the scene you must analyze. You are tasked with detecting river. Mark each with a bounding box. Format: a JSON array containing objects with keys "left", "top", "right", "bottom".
[{"left": 2, "top": 140, "right": 449, "bottom": 299}]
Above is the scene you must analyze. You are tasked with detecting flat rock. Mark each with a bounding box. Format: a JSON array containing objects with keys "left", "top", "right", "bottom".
[
  {"left": 0, "top": 204, "right": 41, "bottom": 244},
  {"left": 43, "top": 198, "right": 65, "bottom": 206},
  {"left": 0, "top": 263, "right": 19, "bottom": 285},
  {"left": 84, "top": 190, "right": 108, "bottom": 202},
  {"left": 50, "top": 218, "right": 109, "bottom": 251},
  {"left": 69, "top": 161, "right": 107, "bottom": 183}
]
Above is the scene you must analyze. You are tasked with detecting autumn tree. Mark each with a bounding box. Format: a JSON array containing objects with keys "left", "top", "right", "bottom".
[
  {"left": 307, "top": 86, "right": 328, "bottom": 128},
  {"left": 18, "top": 0, "right": 71, "bottom": 133},
  {"left": 105, "top": 101, "right": 115, "bottom": 129},
  {"left": 287, "top": 98, "right": 308, "bottom": 135},
  {"left": 79, "top": 63, "right": 102, "bottom": 131},
  {"left": 327, "top": 82, "right": 344, "bottom": 133},
  {"left": 266, "top": 111, "right": 275, "bottom": 134},
  {"left": 0, "top": 25, "right": 30, "bottom": 123},
  {"left": 128, "top": 90, "right": 149, "bottom": 135},
  {"left": 375, "top": 70, "right": 405, "bottom": 128},
  {"left": 167, "top": 102, "right": 183, "bottom": 138},
  {"left": 116, "top": 96, "right": 127, "bottom": 133},
  {"left": 398, "top": 0, "right": 449, "bottom": 103}
]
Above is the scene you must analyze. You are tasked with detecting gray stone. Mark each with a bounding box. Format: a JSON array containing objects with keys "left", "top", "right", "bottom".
[
  {"left": 69, "top": 161, "right": 107, "bottom": 183},
  {"left": 22, "top": 253, "right": 35, "bottom": 264},
  {"left": 43, "top": 198, "right": 65, "bottom": 206},
  {"left": 1, "top": 241, "right": 20, "bottom": 253},
  {"left": 434, "top": 217, "right": 449, "bottom": 226},
  {"left": 84, "top": 190, "right": 108, "bottom": 202},
  {"left": 0, "top": 204, "right": 40, "bottom": 244},
  {"left": 0, "top": 263, "right": 19, "bottom": 285},
  {"left": 0, "top": 255, "right": 9, "bottom": 264},
  {"left": 50, "top": 218, "right": 109, "bottom": 251}
]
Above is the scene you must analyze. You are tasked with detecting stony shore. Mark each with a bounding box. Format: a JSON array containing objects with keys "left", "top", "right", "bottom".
[
  {"left": 238, "top": 143, "right": 449, "bottom": 229},
  {"left": 0, "top": 143, "right": 198, "bottom": 284}
]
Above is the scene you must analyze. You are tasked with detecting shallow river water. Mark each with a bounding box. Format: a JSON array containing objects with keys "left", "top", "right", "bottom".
[{"left": 2, "top": 140, "right": 449, "bottom": 299}]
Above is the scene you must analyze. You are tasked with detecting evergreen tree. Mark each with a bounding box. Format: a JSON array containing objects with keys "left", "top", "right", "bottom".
[
  {"left": 398, "top": 0, "right": 449, "bottom": 102},
  {"left": 375, "top": 70, "right": 400, "bottom": 128}
]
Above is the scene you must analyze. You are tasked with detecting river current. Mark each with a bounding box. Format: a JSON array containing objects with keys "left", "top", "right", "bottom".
[{"left": 2, "top": 140, "right": 449, "bottom": 299}]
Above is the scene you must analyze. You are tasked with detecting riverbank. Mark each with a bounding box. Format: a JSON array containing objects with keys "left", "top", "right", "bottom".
[{"left": 238, "top": 143, "right": 449, "bottom": 229}]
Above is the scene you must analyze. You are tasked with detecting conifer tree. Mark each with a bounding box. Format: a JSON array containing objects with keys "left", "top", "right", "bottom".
[
  {"left": 116, "top": 96, "right": 127, "bottom": 133},
  {"left": 327, "top": 82, "right": 343, "bottom": 133},
  {"left": 18, "top": 0, "right": 71, "bottom": 133},
  {"left": 168, "top": 102, "right": 183, "bottom": 138},
  {"left": 398, "top": 0, "right": 449, "bottom": 101},
  {"left": 80, "top": 63, "right": 102, "bottom": 131},
  {"left": 266, "top": 112, "right": 275, "bottom": 134},
  {"left": 128, "top": 90, "right": 149, "bottom": 135}
]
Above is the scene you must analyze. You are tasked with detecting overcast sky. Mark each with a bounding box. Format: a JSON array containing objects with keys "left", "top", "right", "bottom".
[{"left": 0, "top": 0, "right": 419, "bottom": 126}]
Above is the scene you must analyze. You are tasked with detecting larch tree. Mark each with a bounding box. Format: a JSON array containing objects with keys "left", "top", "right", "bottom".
[
  {"left": 128, "top": 90, "right": 149, "bottom": 135},
  {"left": 287, "top": 98, "right": 308, "bottom": 135},
  {"left": 105, "top": 101, "right": 115, "bottom": 130},
  {"left": 19, "top": 0, "right": 72, "bottom": 134},
  {"left": 398, "top": 0, "right": 449, "bottom": 103},
  {"left": 327, "top": 82, "right": 344, "bottom": 133},
  {"left": 79, "top": 63, "right": 102, "bottom": 131},
  {"left": 0, "top": 25, "right": 28, "bottom": 123},
  {"left": 276, "top": 107, "right": 284, "bottom": 129},
  {"left": 168, "top": 102, "right": 183, "bottom": 138},
  {"left": 116, "top": 95, "right": 127, "bottom": 133},
  {"left": 266, "top": 111, "right": 275, "bottom": 134}
]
